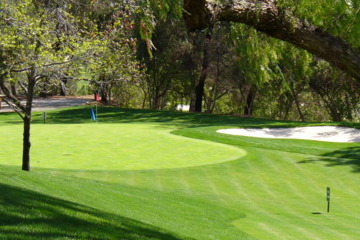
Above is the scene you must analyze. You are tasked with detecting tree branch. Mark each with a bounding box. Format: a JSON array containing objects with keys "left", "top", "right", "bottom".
[
  {"left": 2, "top": 97, "right": 25, "bottom": 119},
  {"left": 17, "top": 81, "right": 28, "bottom": 94},
  {"left": 10, "top": 60, "right": 72, "bottom": 73},
  {"left": 0, "top": 72, "right": 27, "bottom": 112}
]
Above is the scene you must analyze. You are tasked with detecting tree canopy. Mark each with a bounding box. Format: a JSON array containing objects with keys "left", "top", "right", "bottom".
[{"left": 183, "top": 0, "right": 360, "bottom": 80}]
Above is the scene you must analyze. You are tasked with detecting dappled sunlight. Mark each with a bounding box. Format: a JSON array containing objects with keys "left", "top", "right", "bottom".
[{"left": 300, "top": 146, "right": 360, "bottom": 173}]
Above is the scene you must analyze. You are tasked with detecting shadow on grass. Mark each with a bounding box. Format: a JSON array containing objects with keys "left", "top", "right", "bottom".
[
  {"left": 4, "top": 105, "right": 360, "bottom": 130},
  {"left": 0, "top": 183, "right": 186, "bottom": 240},
  {"left": 299, "top": 146, "right": 360, "bottom": 173},
  {"left": 27, "top": 106, "right": 291, "bottom": 128}
]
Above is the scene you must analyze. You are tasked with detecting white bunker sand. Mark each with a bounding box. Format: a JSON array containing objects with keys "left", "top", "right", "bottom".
[{"left": 217, "top": 126, "right": 360, "bottom": 143}]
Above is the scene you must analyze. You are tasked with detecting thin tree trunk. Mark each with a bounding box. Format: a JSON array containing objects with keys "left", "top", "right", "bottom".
[
  {"left": 40, "top": 77, "right": 49, "bottom": 98},
  {"left": 100, "top": 83, "right": 108, "bottom": 104},
  {"left": 153, "top": 96, "right": 161, "bottom": 110},
  {"left": 244, "top": 85, "right": 256, "bottom": 116},
  {"left": 189, "top": 97, "right": 196, "bottom": 112},
  {"left": 108, "top": 81, "right": 112, "bottom": 105},
  {"left": 184, "top": 0, "right": 360, "bottom": 80},
  {"left": 59, "top": 78, "right": 67, "bottom": 96},
  {"left": 290, "top": 87, "right": 305, "bottom": 122}
]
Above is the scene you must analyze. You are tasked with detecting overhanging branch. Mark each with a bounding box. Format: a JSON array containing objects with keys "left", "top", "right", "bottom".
[{"left": 184, "top": 0, "right": 360, "bottom": 80}]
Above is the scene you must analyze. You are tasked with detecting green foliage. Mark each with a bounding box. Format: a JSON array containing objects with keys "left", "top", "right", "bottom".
[
  {"left": 0, "top": 0, "right": 63, "bottom": 71},
  {"left": 136, "top": 0, "right": 183, "bottom": 57},
  {"left": 309, "top": 60, "right": 360, "bottom": 121},
  {"left": 2, "top": 0, "right": 359, "bottom": 124},
  {"left": 277, "top": 0, "right": 360, "bottom": 47},
  {"left": 137, "top": 17, "right": 193, "bottom": 110},
  {"left": 231, "top": 24, "right": 279, "bottom": 86},
  {"left": 77, "top": 2, "right": 143, "bottom": 105},
  {"left": 0, "top": 0, "right": 96, "bottom": 90}
]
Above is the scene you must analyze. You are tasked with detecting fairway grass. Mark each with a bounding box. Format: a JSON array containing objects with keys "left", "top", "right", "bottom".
[{"left": 1, "top": 107, "right": 360, "bottom": 240}]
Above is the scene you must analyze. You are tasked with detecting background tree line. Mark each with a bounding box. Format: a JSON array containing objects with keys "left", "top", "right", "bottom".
[
  {"left": 134, "top": 6, "right": 360, "bottom": 123},
  {"left": 1, "top": 0, "right": 359, "bottom": 124}
]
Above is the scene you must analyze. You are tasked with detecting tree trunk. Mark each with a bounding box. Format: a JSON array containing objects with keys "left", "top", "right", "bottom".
[
  {"left": 194, "top": 31, "right": 211, "bottom": 112},
  {"left": 100, "top": 83, "right": 108, "bottom": 104},
  {"left": 189, "top": 97, "right": 196, "bottom": 112},
  {"left": 22, "top": 67, "right": 36, "bottom": 171},
  {"left": 184, "top": 0, "right": 360, "bottom": 80},
  {"left": 244, "top": 85, "right": 256, "bottom": 116},
  {"left": 10, "top": 83, "right": 17, "bottom": 97},
  {"left": 39, "top": 77, "right": 49, "bottom": 98},
  {"left": 22, "top": 115, "right": 31, "bottom": 171},
  {"left": 59, "top": 78, "right": 67, "bottom": 96},
  {"left": 194, "top": 78, "right": 205, "bottom": 112},
  {"left": 152, "top": 95, "right": 162, "bottom": 110},
  {"left": 290, "top": 87, "right": 305, "bottom": 122}
]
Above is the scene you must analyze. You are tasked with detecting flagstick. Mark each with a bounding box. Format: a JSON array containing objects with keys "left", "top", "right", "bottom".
[{"left": 96, "top": 101, "right": 98, "bottom": 123}]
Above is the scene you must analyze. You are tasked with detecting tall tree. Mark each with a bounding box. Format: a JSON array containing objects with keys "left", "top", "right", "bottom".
[
  {"left": 193, "top": 28, "right": 211, "bottom": 112},
  {"left": 309, "top": 61, "right": 360, "bottom": 122},
  {"left": 84, "top": 1, "right": 141, "bottom": 105},
  {"left": 230, "top": 24, "right": 277, "bottom": 116},
  {"left": 203, "top": 23, "right": 233, "bottom": 113},
  {"left": 138, "top": 18, "right": 191, "bottom": 110}
]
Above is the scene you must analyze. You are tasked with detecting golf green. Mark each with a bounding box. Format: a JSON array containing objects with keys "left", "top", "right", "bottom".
[{"left": 1, "top": 123, "right": 246, "bottom": 170}]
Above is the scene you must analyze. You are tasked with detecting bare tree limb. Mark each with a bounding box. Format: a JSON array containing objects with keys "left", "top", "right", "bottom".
[
  {"left": 17, "top": 81, "right": 28, "bottom": 94},
  {"left": 10, "top": 60, "right": 72, "bottom": 73},
  {"left": 2, "top": 97, "right": 25, "bottom": 119},
  {"left": 0, "top": 73, "right": 27, "bottom": 118}
]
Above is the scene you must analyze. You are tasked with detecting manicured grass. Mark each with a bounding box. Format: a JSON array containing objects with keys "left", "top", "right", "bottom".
[
  {"left": 2, "top": 123, "right": 245, "bottom": 170},
  {"left": 1, "top": 106, "right": 360, "bottom": 239}
]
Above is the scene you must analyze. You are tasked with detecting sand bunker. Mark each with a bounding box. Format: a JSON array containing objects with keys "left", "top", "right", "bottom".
[{"left": 217, "top": 126, "right": 360, "bottom": 143}]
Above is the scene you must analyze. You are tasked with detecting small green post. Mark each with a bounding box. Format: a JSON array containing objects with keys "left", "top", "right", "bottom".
[
  {"left": 326, "top": 187, "right": 330, "bottom": 213},
  {"left": 42, "top": 112, "right": 46, "bottom": 124}
]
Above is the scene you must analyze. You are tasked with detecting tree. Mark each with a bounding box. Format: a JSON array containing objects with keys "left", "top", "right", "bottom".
[
  {"left": 230, "top": 24, "right": 277, "bottom": 116},
  {"left": 0, "top": 0, "right": 85, "bottom": 171},
  {"left": 137, "top": 18, "right": 192, "bottom": 110},
  {"left": 84, "top": 2, "right": 142, "bottom": 105},
  {"left": 191, "top": 28, "right": 211, "bottom": 112},
  {"left": 309, "top": 61, "right": 360, "bottom": 122},
  {"left": 183, "top": 0, "right": 360, "bottom": 81},
  {"left": 270, "top": 42, "right": 313, "bottom": 121},
  {"left": 203, "top": 23, "right": 233, "bottom": 113}
]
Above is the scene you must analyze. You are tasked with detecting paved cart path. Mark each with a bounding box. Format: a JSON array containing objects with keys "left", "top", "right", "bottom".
[{"left": 0, "top": 96, "right": 91, "bottom": 113}]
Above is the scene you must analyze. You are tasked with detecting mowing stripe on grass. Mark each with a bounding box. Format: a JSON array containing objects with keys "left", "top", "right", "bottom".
[{"left": 1, "top": 107, "right": 360, "bottom": 240}]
